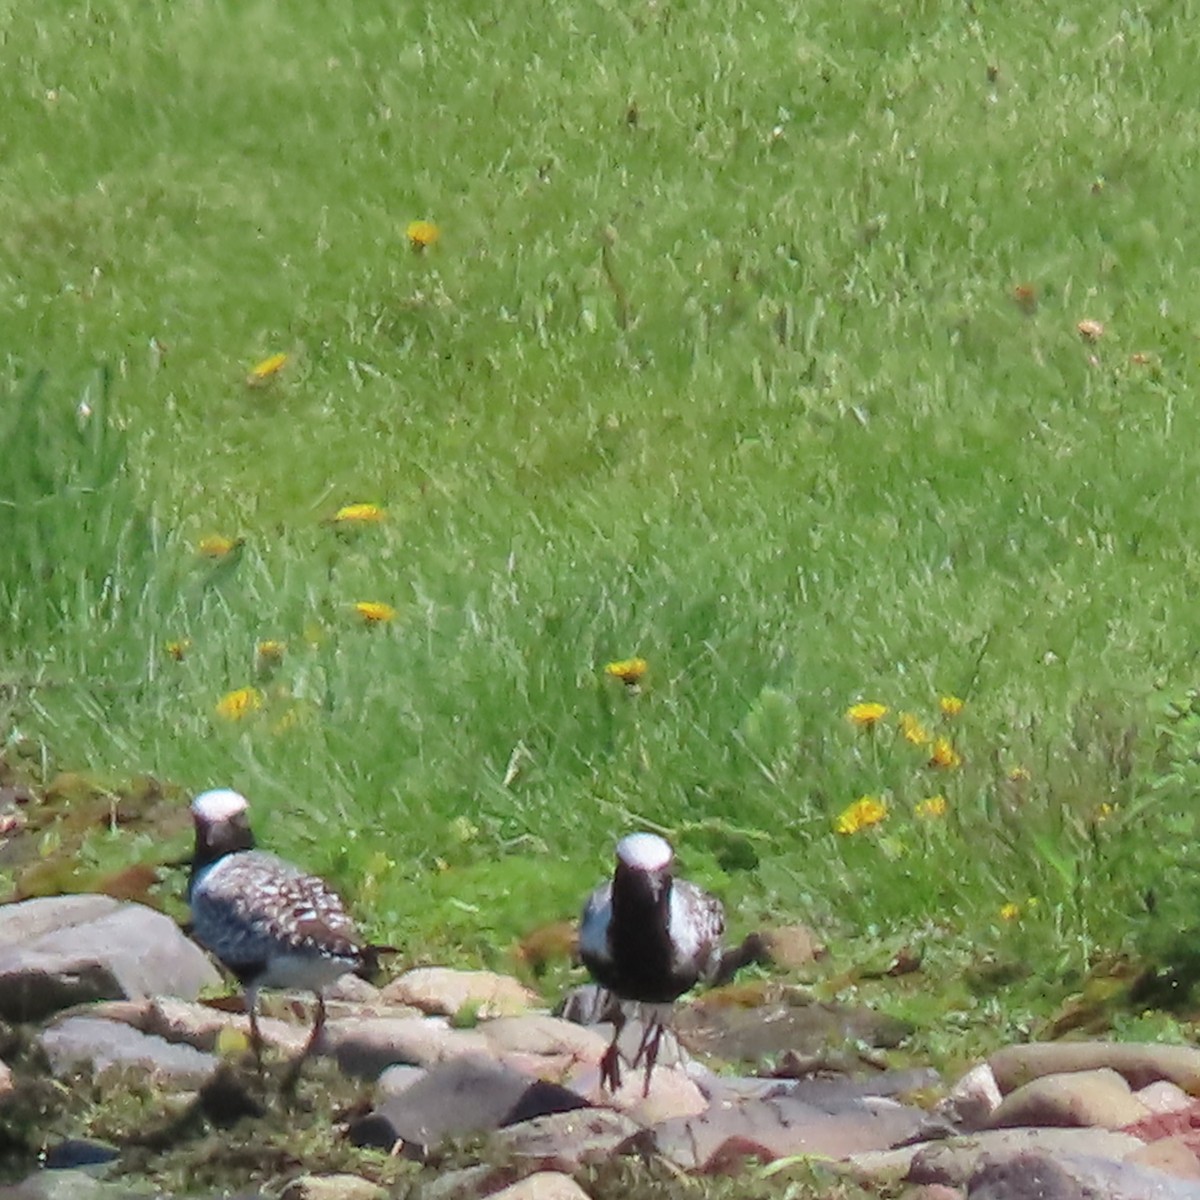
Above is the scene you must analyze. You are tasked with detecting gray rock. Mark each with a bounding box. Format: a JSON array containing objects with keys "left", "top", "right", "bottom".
[
  {"left": 0, "top": 897, "right": 219, "bottom": 1023},
  {"left": 348, "top": 1053, "right": 590, "bottom": 1157},
  {"left": 326, "top": 1016, "right": 490, "bottom": 1077},
  {"left": 908, "top": 1128, "right": 1146, "bottom": 1187},
  {"left": 377, "top": 1064, "right": 428, "bottom": 1097},
  {"left": 645, "top": 1091, "right": 931, "bottom": 1171},
  {"left": 989, "top": 1042, "right": 1200, "bottom": 1094},
  {"left": 939, "top": 1063, "right": 1002, "bottom": 1129},
  {"left": 488, "top": 1175, "right": 592, "bottom": 1200},
  {"left": 0, "top": 1170, "right": 165, "bottom": 1200},
  {"left": 489, "top": 1108, "right": 641, "bottom": 1171},
  {"left": 968, "top": 1150, "right": 1200, "bottom": 1200},
  {"left": 479, "top": 1015, "right": 608, "bottom": 1062},
  {"left": 278, "top": 1176, "right": 386, "bottom": 1200},
  {"left": 40, "top": 1016, "right": 217, "bottom": 1084},
  {"left": 42, "top": 1139, "right": 120, "bottom": 1172}
]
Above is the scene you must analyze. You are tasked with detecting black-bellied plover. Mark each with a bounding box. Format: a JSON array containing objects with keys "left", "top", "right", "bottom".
[
  {"left": 187, "top": 788, "right": 375, "bottom": 1090},
  {"left": 578, "top": 832, "right": 724, "bottom": 1094}
]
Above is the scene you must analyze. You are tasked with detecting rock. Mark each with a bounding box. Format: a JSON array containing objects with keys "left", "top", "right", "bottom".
[
  {"left": 324, "top": 975, "right": 384, "bottom": 1004},
  {"left": 907, "top": 1128, "right": 1145, "bottom": 1187},
  {"left": 279, "top": 1175, "right": 386, "bottom": 1200},
  {"left": 89, "top": 997, "right": 308, "bottom": 1056},
  {"left": 1130, "top": 1137, "right": 1200, "bottom": 1181},
  {"left": 415, "top": 1166, "right": 499, "bottom": 1200},
  {"left": 490, "top": 1109, "right": 641, "bottom": 1171},
  {"left": 939, "top": 1063, "right": 1002, "bottom": 1129},
  {"left": 645, "top": 1092, "right": 930, "bottom": 1172},
  {"left": 348, "top": 1053, "right": 590, "bottom": 1157},
  {"left": 0, "top": 896, "right": 220, "bottom": 1023},
  {"left": 377, "top": 1064, "right": 427, "bottom": 1097},
  {"left": 488, "top": 1174, "right": 592, "bottom": 1200},
  {"left": 757, "top": 924, "right": 826, "bottom": 970},
  {"left": 673, "top": 996, "right": 912, "bottom": 1066},
  {"left": 987, "top": 1067, "right": 1150, "bottom": 1130},
  {"left": 0, "top": 1170, "right": 161, "bottom": 1200},
  {"left": 0, "top": 1058, "right": 12, "bottom": 1101},
  {"left": 1128, "top": 1100, "right": 1200, "bottom": 1144},
  {"left": 325, "top": 1016, "right": 490, "bottom": 1077},
  {"left": 907, "top": 1188, "right": 965, "bottom": 1200},
  {"left": 40, "top": 1015, "right": 217, "bottom": 1084},
  {"left": 989, "top": 1042, "right": 1200, "bottom": 1094},
  {"left": 568, "top": 1062, "right": 707, "bottom": 1124},
  {"left": 479, "top": 1015, "right": 608, "bottom": 1064},
  {"left": 1138, "top": 1082, "right": 1197, "bottom": 1117},
  {"left": 967, "top": 1150, "right": 1200, "bottom": 1200},
  {"left": 382, "top": 968, "right": 537, "bottom": 1018}
]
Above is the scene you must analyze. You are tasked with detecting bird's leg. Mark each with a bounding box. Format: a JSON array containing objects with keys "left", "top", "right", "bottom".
[
  {"left": 599, "top": 1003, "right": 626, "bottom": 1093},
  {"left": 641, "top": 1020, "right": 664, "bottom": 1097},
  {"left": 281, "top": 991, "right": 326, "bottom": 1096},
  {"left": 246, "top": 987, "right": 264, "bottom": 1081}
]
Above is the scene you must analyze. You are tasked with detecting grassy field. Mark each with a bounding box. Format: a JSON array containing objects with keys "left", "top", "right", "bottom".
[{"left": 4, "top": 0, "right": 1200, "bottom": 1029}]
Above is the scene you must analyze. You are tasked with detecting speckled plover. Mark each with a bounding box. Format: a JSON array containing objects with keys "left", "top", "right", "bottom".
[
  {"left": 187, "top": 788, "right": 377, "bottom": 1089},
  {"left": 578, "top": 831, "right": 724, "bottom": 1094}
]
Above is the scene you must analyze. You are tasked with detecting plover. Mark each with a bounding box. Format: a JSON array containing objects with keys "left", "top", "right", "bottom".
[
  {"left": 578, "top": 832, "right": 724, "bottom": 1094},
  {"left": 187, "top": 788, "right": 374, "bottom": 1090}
]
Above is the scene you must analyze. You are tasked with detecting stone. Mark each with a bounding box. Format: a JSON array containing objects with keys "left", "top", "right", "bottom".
[
  {"left": 41, "top": 1139, "right": 120, "bottom": 1171},
  {"left": 488, "top": 1174, "right": 592, "bottom": 1200},
  {"left": 88, "top": 997, "right": 308, "bottom": 1056},
  {"left": 987, "top": 1067, "right": 1150, "bottom": 1130},
  {"left": 0, "top": 1058, "right": 12, "bottom": 1101},
  {"left": 325, "top": 1016, "right": 490, "bottom": 1077},
  {"left": 1130, "top": 1137, "right": 1200, "bottom": 1182},
  {"left": 279, "top": 1175, "right": 386, "bottom": 1200},
  {"left": 347, "top": 1053, "right": 590, "bottom": 1157},
  {"left": 967, "top": 1150, "right": 1200, "bottom": 1200},
  {"left": 377, "top": 1064, "right": 427, "bottom": 1097},
  {"left": 1138, "top": 1082, "right": 1197, "bottom": 1117},
  {"left": 988, "top": 1042, "right": 1200, "bottom": 1094},
  {"left": 479, "top": 1015, "right": 608, "bottom": 1063},
  {"left": 907, "top": 1128, "right": 1145, "bottom": 1187},
  {"left": 0, "top": 897, "right": 220, "bottom": 1023},
  {"left": 40, "top": 1015, "right": 217, "bottom": 1084},
  {"left": 939, "top": 1063, "right": 1002, "bottom": 1129},
  {"left": 490, "top": 1108, "right": 641, "bottom": 1171},
  {"left": 568, "top": 1062, "right": 707, "bottom": 1124},
  {"left": 382, "top": 968, "right": 537, "bottom": 1018},
  {"left": 757, "top": 924, "right": 826, "bottom": 970},
  {"left": 646, "top": 1091, "right": 930, "bottom": 1172}
]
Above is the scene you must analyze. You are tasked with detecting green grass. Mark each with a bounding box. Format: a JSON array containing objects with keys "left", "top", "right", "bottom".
[{"left": 4, "top": 0, "right": 1200, "bottom": 1017}]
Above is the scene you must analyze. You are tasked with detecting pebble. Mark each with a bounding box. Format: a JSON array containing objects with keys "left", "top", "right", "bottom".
[
  {"left": 278, "top": 1175, "right": 387, "bottom": 1200},
  {"left": 39, "top": 1015, "right": 217, "bottom": 1084},
  {"left": 487, "top": 1173, "right": 593, "bottom": 1200},
  {"left": 987, "top": 1067, "right": 1151, "bottom": 1130},
  {"left": 988, "top": 1042, "right": 1200, "bottom": 1094},
  {"left": 325, "top": 1016, "right": 490, "bottom": 1077},
  {"left": 489, "top": 1108, "right": 641, "bottom": 1171}
]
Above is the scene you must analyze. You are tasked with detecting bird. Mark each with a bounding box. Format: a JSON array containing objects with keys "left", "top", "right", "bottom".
[
  {"left": 186, "top": 788, "right": 377, "bottom": 1091},
  {"left": 578, "top": 832, "right": 725, "bottom": 1095}
]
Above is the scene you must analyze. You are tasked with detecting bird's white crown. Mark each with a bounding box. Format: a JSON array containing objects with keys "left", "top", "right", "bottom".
[
  {"left": 191, "top": 788, "right": 250, "bottom": 824},
  {"left": 616, "top": 831, "right": 673, "bottom": 872}
]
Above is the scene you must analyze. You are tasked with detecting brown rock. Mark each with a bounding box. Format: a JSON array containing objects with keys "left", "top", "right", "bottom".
[
  {"left": 989, "top": 1042, "right": 1200, "bottom": 1094},
  {"left": 758, "top": 924, "right": 826, "bottom": 970},
  {"left": 939, "top": 1062, "right": 1002, "bottom": 1129},
  {"left": 382, "top": 968, "right": 537, "bottom": 1018},
  {"left": 1128, "top": 1136, "right": 1200, "bottom": 1181},
  {"left": 488, "top": 1173, "right": 592, "bottom": 1200},
  {"left": 480, "top": 1016, "right": 608, "bottom": 1063},
  {"left": 567, "top": 1062, "right": 707, "bottom": 1124},
  {"left": 987, "top": 1068, "right": 1150, "bottom": 1131},
  {"left": 490, "top": 1108, "right": 641, "bottom": 1171},
  {"left": 89, "top": 996, "right": 309, "bottom": 1055}
]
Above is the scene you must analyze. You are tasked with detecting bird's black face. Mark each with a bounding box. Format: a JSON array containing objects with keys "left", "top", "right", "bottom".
[
  {"left": 193, "top": 810, "right": 255, "bottom": 867},
  {"left": 613, "top": 860, "right": 672, "bottom": 915}
]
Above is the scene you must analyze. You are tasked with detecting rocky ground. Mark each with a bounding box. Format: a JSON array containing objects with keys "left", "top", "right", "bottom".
[{"left": 3, "top": 897, "right": 1200, "bottom": 1199}]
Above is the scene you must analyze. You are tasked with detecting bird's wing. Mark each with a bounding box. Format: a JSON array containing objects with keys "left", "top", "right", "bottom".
[
  {"left": 669, "top": 880, "right": 725, "bottom": 981},
  {"left": 577, "top": 880, "right": 613, "bottom": 969},
  {"left": 192, "top": 851, "right": 362, "bottom": 962}
]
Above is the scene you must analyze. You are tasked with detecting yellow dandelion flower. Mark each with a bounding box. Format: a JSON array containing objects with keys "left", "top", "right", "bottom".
[
  {"left": 939, "top": 695, "right": 965, "bottom": 717},
  {"left": 256, "top": 640, "right": 286, "bottom": 664},
  {"left": 354, "top": 601, "right": 396, "bottom": 624},
  {"left": 846, "top": 702, "right": 889, "bottom": 728},
  {"left": 165, "top": 639, "right": 191, "bottom": 662},
  {"left": 835, "top": 795, "right": 888, "bottom": 835},
  {"left": 604, "top": 657, "right": 648, "bottom": 685},
  {"left": 1007, "top": 766, "right": 1031, "bottom": 782},
  {"left": 215, "top": 687, "right": 263, "bottom": 721},
  {"left": 246, "top": 352, "right": 288, "bottom": 385},
  {"left": 406, "top": 219, "right": 440, "bottom": 249},
  {"left": 1094, "top": 802, "right": 1114, "bottom": 823},
  {"left": 999, "top": 902, "right": 1021, "bottom": 922},
  {"left": 928, "top": 737, "right": 962, "bottom": 769},
  {"left": 197, "top": 534, "right": 239, "bottom": 559},
  {"left": 334, "top": 503, "right": 386, "bottom": 525},
  {"left": 899, "top": 712, "right": 931, "bottom": 746},
  {"left": 915, "top": 795, "right": 948, "bottom": 819}
]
